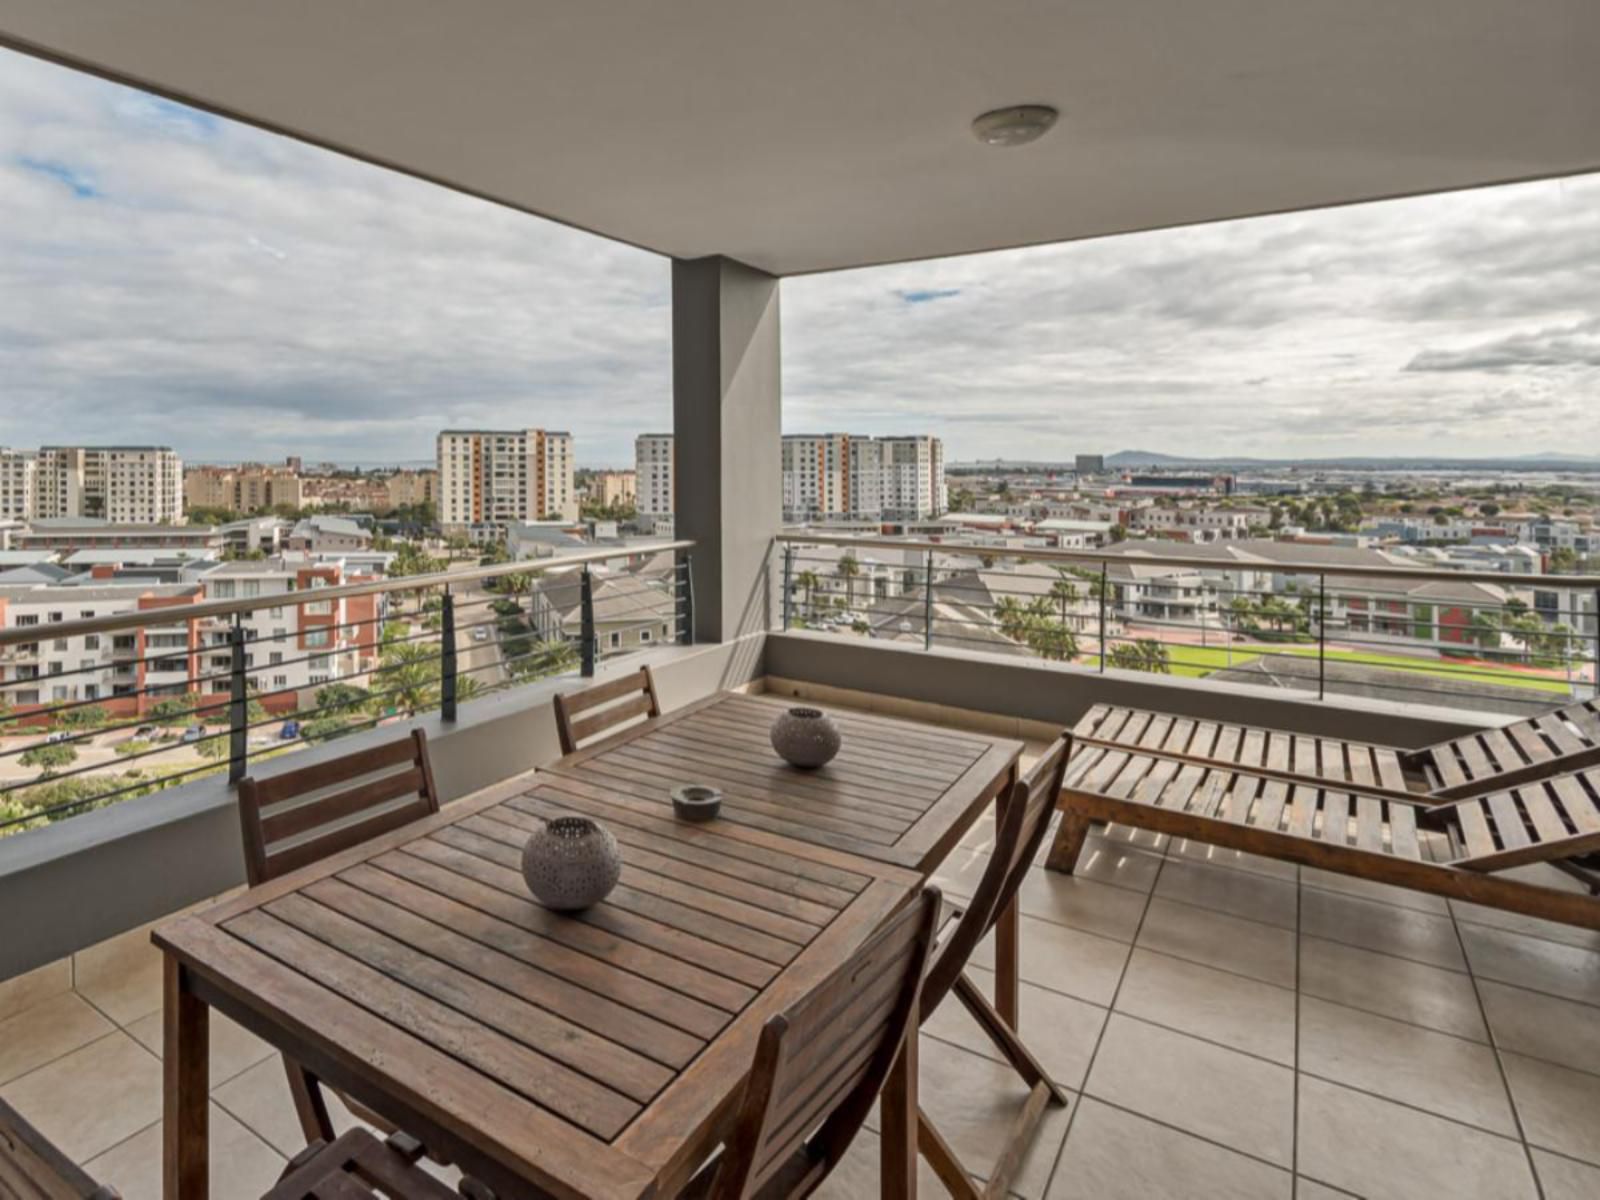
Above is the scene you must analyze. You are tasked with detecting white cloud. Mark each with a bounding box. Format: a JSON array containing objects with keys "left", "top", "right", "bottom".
[{"left": 2, "top": 46, "right": 1597, "bottom": 467}]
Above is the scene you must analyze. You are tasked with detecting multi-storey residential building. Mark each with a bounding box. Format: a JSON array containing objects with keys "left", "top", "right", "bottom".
[
  {"left": 635, "top": 434, "right": 675, "bottom": 518},
  {"left": 383, "top": 469, "right": 437, "bottom": 511},
  {"left": 34, "top": 447, "right": 184, "bottom": 524},
  {"left": 16, "top": 520, "right": 222, "bottom": 553},
  {"left": 0, "top": 450, "right": 36, "bottom": 521},
  {"left": 437, "top": 429, "right": 576, "bottom": 533},
  {"left": 183, "top": 462, "right": 304, "bottom": 514},
  {"left": 588, "top": 470, "right": 637, "bottom": 509},
  {"left": 780, "top": 434, "right": 946, "bottom": 523}
]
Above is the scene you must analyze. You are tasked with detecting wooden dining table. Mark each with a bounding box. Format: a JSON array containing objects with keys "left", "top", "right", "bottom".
[{"left": 155, "top": 691, "right": 1022, "bottom": 1200}]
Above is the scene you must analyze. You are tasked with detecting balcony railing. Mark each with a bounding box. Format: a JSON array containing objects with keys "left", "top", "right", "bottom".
[
  {"left": 776, "top": 533, "right": 1600, "bottom": 717},
  {"left": 0, "top": 542, "right": 693, "bottom": 838}
]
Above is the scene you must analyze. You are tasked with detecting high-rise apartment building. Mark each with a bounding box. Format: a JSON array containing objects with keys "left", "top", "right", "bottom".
[
  {"left": 0, "top": 449, "right": 36, "bottom": 521},
  {"left": 184, "top": 462, "right": 304, "bottom": 514},
  {"left": 32, "top": 446, "right": 184, "bottom": 524},
  {"left": 588, "top": 470, "right": 637, "bottom": 509},
  {"left": 635, "top": 434, "right": 675, "bottom": 517},
  {"left": 437, "top": 429, "right": 576, "bottom": 532},
  {"left": 780, "top": 434, "right": 945, "bottom": 523}
]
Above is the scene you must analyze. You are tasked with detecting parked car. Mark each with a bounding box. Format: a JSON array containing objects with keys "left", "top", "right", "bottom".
[
  {"left": 180, "top": 726, "right": 204, "bottom": 743},
  {"left": 280, "top": 720, "right": 301, "bottom": 740},
  {"left": 134, "top": 725, "right": 156, "bottom": 738},
  {"left": 471, "top": 627, "right": 491, "bottom": 642},
  {"left": 45, "top": 731, "right": 72, "bottom": 744}
]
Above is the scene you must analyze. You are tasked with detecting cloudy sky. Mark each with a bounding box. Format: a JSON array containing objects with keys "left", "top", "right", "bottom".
[{"left": 3, "top": 46, "right": 1597, "bottom": 468}]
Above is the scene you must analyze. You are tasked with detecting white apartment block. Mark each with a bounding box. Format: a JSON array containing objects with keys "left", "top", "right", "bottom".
[
  {"left": 437, "top": 429, "right": 576, "bottom": 532},
  {"left": 32, "top": 446, "right": 184, "bottom": 525},
  {"left": 635, "top": 434, "right": 675, "bottom": 517},
  {"left": 781, "top": 434, "right": 946, "bottom": 523},
  {"left": 0, "top": 450, "right": 35, "bottom": 521}
]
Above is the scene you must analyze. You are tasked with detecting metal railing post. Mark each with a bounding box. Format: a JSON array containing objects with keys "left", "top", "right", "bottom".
[
  {"left": 1318, "top": 572, "right": 1328, "bottom": 701},
  {"left": 680, "top": 552, "right": 695, "bottom": 645},
  {"left": 227, "top": 617, "right": 248, "bottom": 784},
  {"left": 440, "top": 587, "right": 458, "bottom": 721},
  {"left": 1098, "top": 562, "right": 1109, "bottom": 672},
  {"left": 782, "top": 545, "right": 794, "bottom": 631},
  {"left": 1593, "top": 586, "right": 1599, "bottom": 699},
  {"left": 580, "top": 566, "right": 596, "bottom": 677},
  {"left": 923, "top": 550, "right": 935, "bottom": 651}
]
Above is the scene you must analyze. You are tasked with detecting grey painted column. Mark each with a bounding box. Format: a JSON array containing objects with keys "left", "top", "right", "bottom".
[{"left": 673, "top": 256, "right": 781, "bottom": 643}]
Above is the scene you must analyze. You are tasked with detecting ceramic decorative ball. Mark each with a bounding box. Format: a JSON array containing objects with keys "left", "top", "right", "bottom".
[
  {"left": 520, "top": 816, "right": 622, "bottom": 911},
  {"left": 770, "top": 706, "right": 842, "bottom": 769}
]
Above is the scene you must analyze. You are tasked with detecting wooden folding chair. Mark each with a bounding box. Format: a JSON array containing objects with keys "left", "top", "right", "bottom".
[
  {"left": 1072, "top": 697, "right": 1600, "bottom": 801},
  {"left": 264, "top": 1130, "right": 456, "bottom": 1200},
  {"left": 916, "top": 735, "right": 1073, "bottom": 1200},
  {"left": 1, "top": 1097, "right": 120, "bottom": 1200},
  {"left": 682, "top": 888, "right": 943, "bottom": 1200},
  {"left": 236, "top": 729, "right": 441, "bottom": 1147},
  {"left": 1046, "top": 741, "right": 1600, "bottom": 930},
  {"left": 553, "top": 666, "right": 661, "bottom": 754}
]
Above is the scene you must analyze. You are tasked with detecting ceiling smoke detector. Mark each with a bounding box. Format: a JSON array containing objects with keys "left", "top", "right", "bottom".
[{"left": 971, "top": 105, "right": 1059, "bottom": 148}]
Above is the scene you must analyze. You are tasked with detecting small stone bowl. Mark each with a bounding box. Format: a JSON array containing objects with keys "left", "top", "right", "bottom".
[{"left": 671, "top": 784, "right": 723, "bottom": 822}]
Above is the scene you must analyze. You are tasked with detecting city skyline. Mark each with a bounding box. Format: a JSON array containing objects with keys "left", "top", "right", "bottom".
[{"left": 4, "top": 46, "right": 1598, "bottom": 466}]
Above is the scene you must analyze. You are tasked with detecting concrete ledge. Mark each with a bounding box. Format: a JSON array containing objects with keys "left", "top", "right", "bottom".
[
  {"left": 0, "top": 637, "right": 766, "bottom": 981},
  {"left": 763, "top": 631, "right": 1490, "bottom": 747}
]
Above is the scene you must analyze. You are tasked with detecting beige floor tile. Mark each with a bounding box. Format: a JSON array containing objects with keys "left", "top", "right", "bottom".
[
  {"left": 212, "top": 1056, "right": 360, "bottom": 1158},
  {"left": 1298, "top": 997, "right": 1516, "bottom": 1135},
  {"left": 1152, "top": 859, "right": 1298, "bottom": 930},
  {"left": 1301, "top": 866, "right": 1449, "bottom": 915},
  {"left": 1460, "top": 924, "right": 1600, "bottom": 1008},
  {"left": 0, "top": 993, "right": 116, "bottom": 1087},
  {"left": 1501, "top": 1051, "right": 1600, "bottom": 1165},
  {"left": 1084, "top": 1014, "right": 1294, "bottom": 1167},
  {"left": 0, "top": 1030, "right": 162, "bottom": 1163},
  {"left": 125, "top": 1008, "right": 276, "bottom": 1089},
  {"left": 73, "top": 922, "right": 165, "bottom": 1026},
  {"left": 863, "top": 1036, "right": 1071, "bottom": 1199},
  {"left": 1163, "top": 836, "right": 1298, "bottom": 882},
  {"left": 1298, "top": 934, "right": 1486, "bottom": 1042},
  {"left": 967, "top": 915, "right": 1131, "bottom": 1008},
  {"left": 0, "top": 959, "right": 73, "bottom": 1022},
  {"left": 1136, "top": 898, "right": 1296, "bottom": 988},
  {"left": 921, "top": 965, "right": 1106, "bottom": 1091},
  {"left": 931, "top": 843, "right": 992, "bottom": 897},
  {"left": 1300, "top": 886, "right": 1465, "bottom": 970},
  {"left": 1478, "top": 979, "right": 1600, "bottom": 1077},
  {"left": 1449, "top": 895, "right": 1600, "bottom": 953},
  {"left": 83, "top": 1103, "right": 285, "bottom": 1200},
  {"left": 1296, "top": 1075, "right": 1537, "bottom": 1200},
  {"left": 1050, "top": 831, "right": 1165, "bottom": 894},
  {"left": 809, "top": 1127, "right": 953, "bottom": 1200},
  {"left": 1046, "top": 1098, "right": 1291, "bottom": 1200},
  {"left": 1095, "top": 821, "right": 1170, "bottom": 856},
  {"left": 1012, "top": 867, "right": 1150, "bottom": 943},
  {"left": 1294, "top": 1181, "right": 1361, "bottom": 1200},
  {"left": 1114, "top": 948, "right": 1295, "bottom": 1065},
  {"left": 1531, "top": 1149, "right": 1600, "bottom": 1200}
]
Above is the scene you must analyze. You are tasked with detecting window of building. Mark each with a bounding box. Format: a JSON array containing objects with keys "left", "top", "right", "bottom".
[
  {"left": 84, "top": 634, "right": 99, "bottom": 649},
  {"left": 639, "top": 629, "right": 652, "bottom": 643},
  {"left": 608, "top": 632, "right": 621, "bottom": 649},
  {"left": 305, "top": 628, "right": 330, "bottom": 648}
]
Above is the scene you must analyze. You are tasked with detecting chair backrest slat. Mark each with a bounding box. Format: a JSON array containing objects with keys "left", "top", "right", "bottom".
[
  {"left": 921, "top": 733, "right": 1073, "bottom": 1014},
  {"left": 1, "top": 1098, "right": 119, "bottom": 1200},
  {"left": 238, "top": 729, "right": 439, "bottom": 886},
  {"left": 553, "top": 666, "right": 661, "bottom": 755},
  {"left": 1414, "top": 699, "right": 1600, "bottom": 783},
  {"left": 703, "top": 889, "right": 941, "bottom": 1200}
]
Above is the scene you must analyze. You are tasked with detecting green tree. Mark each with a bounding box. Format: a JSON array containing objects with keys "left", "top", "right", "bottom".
[
  {"left": 795, "top": 569, "right": 821, "bottom": 620},
  {"left": 56, "top": 704, "right": 109, "bottom": 731},
  {"left": 381, "top": 640, "right": 441, "bottom": 714},
  {"left": 1049, "top": 574, "right": 1080, "bottom": 624},
  {"left": 834, "top": 554, "right": 861, "bottom": 609},
  {"left": 20, "top": 742, "right": 77, "bottom": 774}
]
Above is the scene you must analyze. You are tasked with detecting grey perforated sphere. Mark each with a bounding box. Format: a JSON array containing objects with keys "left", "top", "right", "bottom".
[
  {"left": 520, "top": 816, "right": 622, "bottom": 911},
  {"left": 770, "top": 707, "right": 842, "bottom": 769}
]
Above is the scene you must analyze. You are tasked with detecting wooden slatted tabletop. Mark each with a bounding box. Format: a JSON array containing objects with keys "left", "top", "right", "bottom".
[
  {"left": 155, "top": 768, "right": 924, "bottom": 1200},
  {"left": 543, "top": 691, "right": 1024, "bottom": 872}
]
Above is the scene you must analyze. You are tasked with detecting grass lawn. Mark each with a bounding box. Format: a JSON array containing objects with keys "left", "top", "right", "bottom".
[
  {"left": 1270, "top": 645, "right": 1573, "bottom": 694},
  {"left": 1161, "top": 645, "right": 1265, "bottom": 678}
]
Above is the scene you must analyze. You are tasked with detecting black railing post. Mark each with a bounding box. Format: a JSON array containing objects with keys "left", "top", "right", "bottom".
[
  {"left": 1593, "top": 586, "right": 1599, "bottom": 700},
  {"left": 440, "top": 587, "right": 458, "bottom": 721},
  {"left": 923, "top": 550, "right": 935, "bottom": 651},
  {"left": 1318, "top": 572, "right": 1328, "bottom": 701},
  {"left": 781, "top": 544, "right": 794, "bottom": 631},
  {"left": 680, "top": 552, "right": 695, "bottom": 645},
  {"left": 228, "top": 617, "right": 248, "bottom": 784},
  {"left": 1098, "top": 562, "right": 1109, "bottom": 673},
  {"left": 580, "top": 566, "right": 597, "bottom": 677}
]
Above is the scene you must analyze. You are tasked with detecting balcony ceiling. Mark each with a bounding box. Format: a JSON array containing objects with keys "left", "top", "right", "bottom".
[{"left": 3, "top": 1, "right": 1598, "bottom": 275}]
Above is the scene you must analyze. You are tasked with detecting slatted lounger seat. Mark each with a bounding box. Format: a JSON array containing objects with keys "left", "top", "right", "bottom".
[
  {"left": 1072, "top": 698, "right": 1600, "bottom": 801},
  {"left": 1044, "top": 742, "right": 1600, "bottom": 931}
]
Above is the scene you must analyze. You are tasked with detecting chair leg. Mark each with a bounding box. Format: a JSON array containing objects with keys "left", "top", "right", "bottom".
[
  {"left": 284, "top": 1058, "right": 336, "bottom": 1144},
  {"left": 917, "top": 1082, "right": 1053, "bottom": 1200},
  {"left": 1044, "top": 808, "right": 1092, "bottom": 873},
  {"left": 952, "top": 974, "right": 1070, "bottom": 1106},
  {"left": 917, "top": 1110, "right": 981, "bottom": 1200}
]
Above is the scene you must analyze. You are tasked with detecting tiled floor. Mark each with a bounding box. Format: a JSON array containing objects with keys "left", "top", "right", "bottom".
[{"left": 4, "top": 730, "right": 1600, "bottom": 1199}]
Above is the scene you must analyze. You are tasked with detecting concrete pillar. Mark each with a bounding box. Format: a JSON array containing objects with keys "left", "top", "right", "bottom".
[{"left": 673, "top": 256, "right": 782, "bottom": 644}]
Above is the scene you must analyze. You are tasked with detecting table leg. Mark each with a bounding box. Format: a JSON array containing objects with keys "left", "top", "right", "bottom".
[
  {"left": 880, "top": 1017, "right": 918, "bottom": 1200},
  {"left": 164, "top": 956, "right": 208, "bottom": 1200}
]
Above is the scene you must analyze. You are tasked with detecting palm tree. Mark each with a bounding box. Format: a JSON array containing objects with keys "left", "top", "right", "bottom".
[
  {"left": 795, "top": 569, "right": 821, "bottom": 621},
  {"left": 834, "top": 554, "right": 861, "bottom": 610},
  {"left": 1049, "top": 574, "right": 1080, "bottom": 625},
  {"left": 381, "top": 641, "right": 440, "bottom": 715},
  {"left": 994, "top": 596, "right": 1028, "bottom": 642}
]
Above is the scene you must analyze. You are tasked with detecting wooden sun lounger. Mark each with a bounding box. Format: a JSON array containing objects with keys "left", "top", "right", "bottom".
[
  {"left": 1043, "top": 741, "right": 1600, "bottom": 930},
  {"left": 1072, "top": 698, "right": 1600, "bottom": 801}
]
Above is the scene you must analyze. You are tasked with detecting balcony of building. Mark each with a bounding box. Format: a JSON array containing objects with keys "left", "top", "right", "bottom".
[{"left": 1, "top": 3, "right": 1598, "bottom": 1198}]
